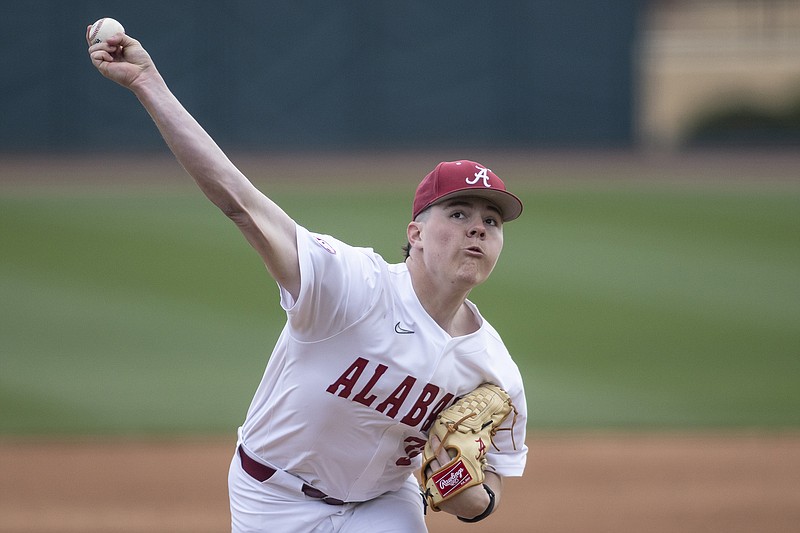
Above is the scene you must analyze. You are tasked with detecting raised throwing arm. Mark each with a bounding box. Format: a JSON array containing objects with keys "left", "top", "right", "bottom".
[{"left": 88, "top": 29, "right": 301, "bottom": 298}]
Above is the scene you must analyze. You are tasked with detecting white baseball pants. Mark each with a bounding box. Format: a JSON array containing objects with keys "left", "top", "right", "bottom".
[{"left": 228, "top": 448, "right": 427, "bottom": 532}]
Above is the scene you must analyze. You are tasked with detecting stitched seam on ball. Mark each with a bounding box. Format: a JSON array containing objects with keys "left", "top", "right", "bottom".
[{"left": 91, "top": 19, "right": 104, "bottom": 42}]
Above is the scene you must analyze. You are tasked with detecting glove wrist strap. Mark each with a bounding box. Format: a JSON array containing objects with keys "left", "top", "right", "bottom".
[{"left": 457, "top": 484, "right": 495, "bottom": 523}]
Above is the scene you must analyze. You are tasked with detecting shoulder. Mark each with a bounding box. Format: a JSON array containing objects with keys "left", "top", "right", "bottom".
[{"left": 298, "top": 226, "right": 388, "bottom": 271}]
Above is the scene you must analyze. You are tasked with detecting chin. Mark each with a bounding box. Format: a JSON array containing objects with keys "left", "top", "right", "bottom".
[{"left": 455, "top": 269, "right": 491, "bottom": 288}]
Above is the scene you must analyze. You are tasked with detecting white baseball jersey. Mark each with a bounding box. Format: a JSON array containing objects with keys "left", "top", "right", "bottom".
[{"left": 239, "top": 225, "right": 528, "bottom": 503}]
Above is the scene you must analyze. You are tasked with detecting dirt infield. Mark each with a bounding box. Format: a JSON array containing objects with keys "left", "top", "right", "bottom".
[{"left": 1, "top": 433, "right": 799, "bottom": 533}]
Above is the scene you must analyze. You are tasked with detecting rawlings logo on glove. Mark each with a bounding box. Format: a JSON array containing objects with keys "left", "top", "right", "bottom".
[
  {"left": 420, "top": 383, "right": 517, "bottom": 511},
  {"left": 432, "top": 460, "right": 473, "bottom": 498}
]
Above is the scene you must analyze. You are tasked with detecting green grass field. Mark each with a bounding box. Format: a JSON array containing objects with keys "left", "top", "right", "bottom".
[{"left": 2, "top": 171, "right": 799, "bottom": 434}]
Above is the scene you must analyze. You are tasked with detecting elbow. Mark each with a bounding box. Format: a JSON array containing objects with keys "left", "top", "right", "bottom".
[
  {"left": 223, "top": 204, "right": 254, "bottom": 230},
  {"left": 210, "top": 186, "right": 250, "bottom": 224}
]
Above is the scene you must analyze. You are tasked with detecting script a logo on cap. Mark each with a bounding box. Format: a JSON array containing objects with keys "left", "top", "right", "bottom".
[{"left": 465, "top": 164, "right": 492, "bottom": 188}]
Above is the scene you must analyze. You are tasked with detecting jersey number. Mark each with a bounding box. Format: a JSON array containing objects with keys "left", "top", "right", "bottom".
[{"left": 395, "top": 436, "right": 427, "bottom": 466}]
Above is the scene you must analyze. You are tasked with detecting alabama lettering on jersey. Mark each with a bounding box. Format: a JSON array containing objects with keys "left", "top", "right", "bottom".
[{"left": 239, "top": 225, "right": 528, "bottom": 503}]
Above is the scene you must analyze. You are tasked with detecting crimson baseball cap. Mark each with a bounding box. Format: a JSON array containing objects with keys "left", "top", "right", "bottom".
[{"left": 412, "top": 160, "right": 523, "bottom": 221}]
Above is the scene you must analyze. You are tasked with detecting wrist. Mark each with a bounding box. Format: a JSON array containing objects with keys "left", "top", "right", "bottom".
[
  {"left": 130, "top": 68, "right": 165, "bottom": 97},
  {"left": 457, "top": 484, "right": 495, "bottom": 523}
]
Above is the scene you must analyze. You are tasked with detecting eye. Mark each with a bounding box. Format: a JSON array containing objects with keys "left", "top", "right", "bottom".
[{"left": 450, "top": 211, "right": 466, "bottom": 219}]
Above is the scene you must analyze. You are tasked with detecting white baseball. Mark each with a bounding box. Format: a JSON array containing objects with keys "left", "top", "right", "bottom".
[{"left": 88, "top": 17, "right": 125, "bottom": 45}]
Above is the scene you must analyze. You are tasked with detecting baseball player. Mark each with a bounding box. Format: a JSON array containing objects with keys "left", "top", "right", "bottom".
[{"left": 89, "top": 28, "right": 528, "bottom": 533}]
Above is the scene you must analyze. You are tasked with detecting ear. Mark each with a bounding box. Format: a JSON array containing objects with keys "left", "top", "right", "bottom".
[{"left": 407, "top": 220, "right": 423, "bottom": 250}]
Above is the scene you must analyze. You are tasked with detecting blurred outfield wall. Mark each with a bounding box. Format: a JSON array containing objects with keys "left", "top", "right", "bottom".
[{"left": 0, "top": 1, "right": 639, "bottom": 152}]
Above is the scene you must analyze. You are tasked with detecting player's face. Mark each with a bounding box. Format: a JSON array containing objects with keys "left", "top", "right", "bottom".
[{"left": 416, "top": 196, "right": 504, "bottom": 289}]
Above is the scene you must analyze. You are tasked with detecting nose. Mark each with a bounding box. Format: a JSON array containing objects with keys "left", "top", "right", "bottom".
[{"left": 468, "top": 223, "right": 486, "bottom": 238}]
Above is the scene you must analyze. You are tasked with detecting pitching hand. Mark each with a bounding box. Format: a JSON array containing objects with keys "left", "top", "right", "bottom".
[{"left": 87, "top": 30, "right": 155, "bottom": 90}]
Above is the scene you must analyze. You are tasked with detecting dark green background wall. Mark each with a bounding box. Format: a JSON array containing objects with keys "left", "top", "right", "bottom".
[{"left": 0, "top": 1, "right": 640, "bottom": 152}]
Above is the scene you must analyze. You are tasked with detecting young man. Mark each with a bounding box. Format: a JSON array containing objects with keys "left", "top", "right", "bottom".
[{"left": 88, "top": 28, "right": 527, "bottom": 533}]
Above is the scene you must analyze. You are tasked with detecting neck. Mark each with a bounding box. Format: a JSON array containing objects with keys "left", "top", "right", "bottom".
[{"left": 407, "top": 257, "right": 479, "bottom": 336}]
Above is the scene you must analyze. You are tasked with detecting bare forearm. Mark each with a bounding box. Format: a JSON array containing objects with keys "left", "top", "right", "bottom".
[
  {"left": 134, "top": 74, "right": 299, "bottom": 288},
  {"left": 131, "top": 71, "right": 253, "bottom": 213},
  {"left": 88, "top": 31, "right": 300, "bottom": 295}
]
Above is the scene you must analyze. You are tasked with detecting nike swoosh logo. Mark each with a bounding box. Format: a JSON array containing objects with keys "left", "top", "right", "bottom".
[{"left": 394, "top": 321, "right": 415, "bottom": 335}]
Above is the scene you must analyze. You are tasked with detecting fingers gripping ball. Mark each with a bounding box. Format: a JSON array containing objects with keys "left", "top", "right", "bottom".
[
  {"left": 420, "top": 383, "right": 518, "bottom": 512},
  {"left": 87, "top": 17, "right": 125, "bottom": 45}
]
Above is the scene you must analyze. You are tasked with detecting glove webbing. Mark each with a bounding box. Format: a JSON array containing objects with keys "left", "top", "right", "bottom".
[{"left": 436, "top": 403, "right": 519, "bottom": 457}]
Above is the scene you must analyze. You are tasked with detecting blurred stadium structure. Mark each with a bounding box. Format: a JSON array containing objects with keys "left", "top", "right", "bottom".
[
  {"left": 638, "top": 0, "right": 800, "bottom": 147},
  {"left": 1, "top": 1, "right": 799, "bottom": 152}
]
